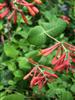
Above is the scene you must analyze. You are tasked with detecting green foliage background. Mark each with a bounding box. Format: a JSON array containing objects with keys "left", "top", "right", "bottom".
[{"left": 0, "top": 0, "right": 75, "bottom": 99}]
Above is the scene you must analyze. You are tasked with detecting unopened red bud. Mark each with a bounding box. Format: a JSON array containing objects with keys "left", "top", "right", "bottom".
[
  {"left": 0, "top": 8, "right": 9, "bottom": 19},
  {"left": 27, "top": 7, "right": 36, "bottom": 16},
  {"left": 13, "top": 10, "right": 17, "bottom": 24},
  {"left": 0, "top": 6, "right": 3, "bottom": 10},
  {"left": 7, "top": 11, "right": 15, "bottom": 21},
  {"left": 61, "top": 15, "right": 70, "bottom": 24},
  {"left": 32, "top": 6, "right": 39, "bottom": 14},
  {"left": 34, "top": 0, "right": 42, "bottom": 4},
  {"left": 21, "top": 12, "right": 28, "bottom": 24}
]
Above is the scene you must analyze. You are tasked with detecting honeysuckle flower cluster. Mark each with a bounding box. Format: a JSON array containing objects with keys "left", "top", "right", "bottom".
[
  {"left": 23, "top": 42, "right": 75, "bottom": 89},
  {"left": 23, "top": 58, "right": 58, "bottom": 89},
  {"left": 0, "top": 0, "right": 42, "bottom": 24},
  {"left": 40, "top": 42, "right": 75, "bottom": 73}
]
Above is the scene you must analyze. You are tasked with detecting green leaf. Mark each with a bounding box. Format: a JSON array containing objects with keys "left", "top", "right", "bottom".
[
  {"left": 28, "top": 18, "right": 67, "bottom": 46},
  {"left": 70, "top": 84, "right": 75, "bottom": 94},
  {"left": 8, "top": 80, "right": 16, "bottom": 86},
  {"left": 0, "top": 0, "right": 4, "bottom": 3},
  {"left": 17, "top": 57, "right": 31, "bottom": 70},
  {"left": 0, "top": 21, "right": 3, "bottom": 31},
  {"left": 28, "top": 26, "right": 47, "bottom": 46},
  {"left": 23, "top": 6, "right": 28, "bottom": 12},
  {"left": 1, "top": 93, "right": 25, "bottom": 100},
  {"left": 41, "top": 10, "right": 57, "bottom": 22},
  {"left": 6, "top": 61, "right": 17, "bottom": 72},
  {"left": 0, "top": 92, "right": 6, "bottom": 99},
  {"left": 0, "top": 83, "right": 4, "bottom": 91},
  {"left": 25, "top": 50, "right": 39, "bottom": 58},
  {"left": 40, "top": 18, "right": 67, "bottom": 37},
  {"left": 13, "top": 70, "right": 23, "bottom": 78},
  {"left": 73, "top": 73, "right": 75, "bottom": 78},
  {"left": 15, "top": 26, "right": 29, "bottom": 39},
  {"left": 4, "top": 43, "right": 19, "bottom": 58},
  {"left": 61, "top": 91, "right": 73, "bottom": 100}
]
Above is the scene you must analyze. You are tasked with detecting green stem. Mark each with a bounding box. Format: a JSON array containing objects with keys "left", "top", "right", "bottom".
[
  {"left": 44, "top": 31, "right": 60, "bottom": 43},
  {"left": 43, "top": 29, "right": 60, "bottom": 43},
  {"left": 62, "top": 44, "right": 68, "bottom": 53}
]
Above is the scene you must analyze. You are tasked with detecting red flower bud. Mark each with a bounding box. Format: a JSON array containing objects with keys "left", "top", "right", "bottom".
[
  {"left": 13, "top": 10, "right": 17, "bottom": 24},
  {"left": 34, "top": 0, "right": 42, "bottom": 4},
  {"left": 27, "top": 6, "right": 36, "bottom": 16},
  {"left": 61, "top": 15, "right": 70, "bottom": 24},
  {"left": 20, "top": 12, "right": 28, "bottom": 24},
  {"left": 0, "top": 8, "right": 9, "bottom": 19},
  {"left": 32, "top": 6, "right": 39, "bottom": 14},
  {"left": 40, "top": 43, "right": 60, "bottom": 56}
]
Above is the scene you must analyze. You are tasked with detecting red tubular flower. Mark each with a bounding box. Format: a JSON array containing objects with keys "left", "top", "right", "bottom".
[
  {"left": 0, "top": 8, "right": 9, "bottom": 19},
  {"left": 40, "top": 42, "right": 61, "bottom": 56},
  {"left": 64, "top": 42, "right": 75, "bottom": 52},
  {"left": 7, "top": 10, "right": 15, "bottom": 21},
  {"left": 38, "top": 80, "right": 44, "bottom": 89},
  {"left": 64, "top": 42, "right": 75, "bottom": 63},
  {"left": 23, "top": 67, "right": 38, "bottom": 80},
  {"left": 44, "top": 71, "right": 58, "bottom": 78},
  {"left": 70, "top": 65, "right": 75, "bottom": 73},
  {"left": 72, "top": 57, "right": 75, "bottom": 63},
  {"left": 72, "top": 58, "right": 75, "bottom": 63}
]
